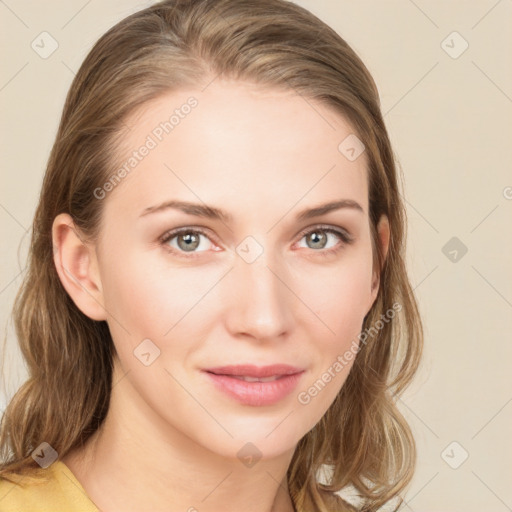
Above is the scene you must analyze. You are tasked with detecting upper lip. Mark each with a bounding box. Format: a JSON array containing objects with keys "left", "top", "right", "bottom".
[{"left": 204, "top": 364, "right": 304, "bottom": 378}]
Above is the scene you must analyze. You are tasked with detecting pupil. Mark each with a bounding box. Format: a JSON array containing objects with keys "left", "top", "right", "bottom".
[
  {"left": 176, "top": 231, "right": 328, "bottom": 252},
  {"left": 179, "top": 233, "right": 199, "bottom": 251},
  {"left": 309, "top": 231, "right": 326, "bottom": 249}
]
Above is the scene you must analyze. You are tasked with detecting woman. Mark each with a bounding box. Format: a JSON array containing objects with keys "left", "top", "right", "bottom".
[{"left": 0, "top": 0, "right": 423, "bottom": 510}]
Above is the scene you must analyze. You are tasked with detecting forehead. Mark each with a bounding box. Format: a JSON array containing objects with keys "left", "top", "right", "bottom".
[{"left": 104, "top": 79, "right": 369, "bottom": 223}]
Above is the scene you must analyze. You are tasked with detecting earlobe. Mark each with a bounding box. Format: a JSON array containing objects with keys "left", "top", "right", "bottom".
[{"left": 52, "top": 213, "right": 107, "bottom": 321}]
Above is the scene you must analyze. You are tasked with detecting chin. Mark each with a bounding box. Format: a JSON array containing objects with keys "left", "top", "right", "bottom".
[{"left": 195, "top": 412, "right": 309, "bottom": 462}]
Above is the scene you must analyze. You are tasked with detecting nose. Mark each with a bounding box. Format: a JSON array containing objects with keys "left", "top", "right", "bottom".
[{"left": 223, "top": 251, "right": 295, "bottom": 343}]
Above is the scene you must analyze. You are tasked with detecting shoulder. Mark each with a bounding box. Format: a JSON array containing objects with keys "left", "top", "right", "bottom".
[{"left": 0, "top": 461, "right": 98, "bottom": 512}]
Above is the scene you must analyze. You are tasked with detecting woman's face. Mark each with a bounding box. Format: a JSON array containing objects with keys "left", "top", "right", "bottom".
[{"left": 85, "top": 79, "right": 387, "bottom": 461}]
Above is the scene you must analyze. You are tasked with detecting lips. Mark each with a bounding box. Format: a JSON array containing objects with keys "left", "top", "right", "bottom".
[
  {"left": 202, "top": 364, "right": 305, "bottom": 406},
  {"left": 204, "top": 364, "right": 304, "bottom": 378},
  {"left": 228, "top": 375, "right": 280, "bottom": 382}
]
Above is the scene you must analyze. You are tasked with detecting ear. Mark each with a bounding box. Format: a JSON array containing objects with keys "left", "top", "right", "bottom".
[
  {"left": 52, "top": 213, "right": 107, "bottom": 321},
  {"left": 368, "top": 214, "right": 390, "bottom": 308}
]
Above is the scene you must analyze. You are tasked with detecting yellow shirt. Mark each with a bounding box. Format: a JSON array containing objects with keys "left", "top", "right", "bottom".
[{"left": 0, "top": 460, "right": 98, "bottom": 511}]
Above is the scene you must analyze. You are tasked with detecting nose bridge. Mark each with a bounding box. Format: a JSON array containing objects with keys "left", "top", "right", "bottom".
[{"left": 226, "top": 240, "right": 294, "bottom": 340}]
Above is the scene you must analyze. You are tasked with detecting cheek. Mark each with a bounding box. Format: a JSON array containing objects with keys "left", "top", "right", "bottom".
[
  {"left": 100, "top": 263, "right": 165, "bottom": 332},
  {"left": 294, "top": 250, "right": 373, "bottom": 404},
  {"left": 295, "top": 269, "right": 369, "bottom": 424},
  {"left": 99, "top": 247, "right": 224, "bottom": 349},
  {"left": 297, "top": 249, "right": 374, "bottom": 336}
]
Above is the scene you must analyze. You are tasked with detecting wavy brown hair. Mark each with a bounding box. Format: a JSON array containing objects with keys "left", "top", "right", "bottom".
[{"left": 0, "top": 0, "right": 423, "bottom": 510}]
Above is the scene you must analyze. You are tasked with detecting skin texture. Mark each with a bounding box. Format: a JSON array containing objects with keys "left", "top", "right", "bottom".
[{"left": 53, "top": 78, "right": 390, "bottom": 512}]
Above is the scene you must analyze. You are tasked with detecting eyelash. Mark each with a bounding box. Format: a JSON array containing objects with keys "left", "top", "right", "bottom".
[{"left": 159, "top": 224, "right": 354, "bottom": 259}]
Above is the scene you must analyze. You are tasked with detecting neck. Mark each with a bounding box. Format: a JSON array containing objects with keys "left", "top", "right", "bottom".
[{"left": 62, "top": 362, "right": 297, "bottom": 512}]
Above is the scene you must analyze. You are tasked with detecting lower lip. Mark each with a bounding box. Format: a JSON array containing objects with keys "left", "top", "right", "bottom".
[{"left": 203, "top": 371, "right": 304, "bottom": 406}]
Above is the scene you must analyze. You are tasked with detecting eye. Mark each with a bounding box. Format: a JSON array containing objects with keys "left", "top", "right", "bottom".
[
  {"left": 159, "top": 227, "right": 217, "bottom": 257},
  {"left": 159, "top": 224, "right": 354, "bottom": 259},
  {"left": 295, "top": 225, "right": 354, "bottom": 256}
]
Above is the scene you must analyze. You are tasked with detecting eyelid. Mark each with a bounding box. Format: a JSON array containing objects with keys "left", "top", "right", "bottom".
[
  {"left": 159, "top": 226, "right": 219, "bottom": 254},
  {"left": 159, "top": 223, "right": 354, "bottom": 258},
  {"left": 295, "top": 223, "right": 354, "bottom": 244}
]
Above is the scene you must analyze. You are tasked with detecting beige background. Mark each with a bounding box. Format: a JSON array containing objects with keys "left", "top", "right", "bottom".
[{"left": 1, "top": 1, "right": 511, "bottom": 510}]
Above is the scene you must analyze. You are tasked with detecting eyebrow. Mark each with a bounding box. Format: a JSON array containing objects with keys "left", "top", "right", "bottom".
[{"left": 139, "top": 198, "right": 364, "bottom": 223}]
